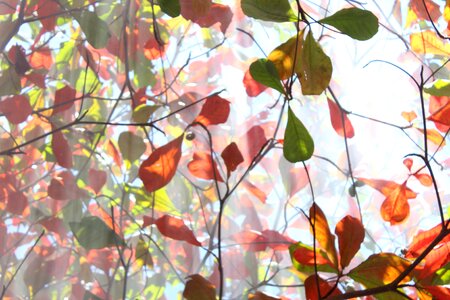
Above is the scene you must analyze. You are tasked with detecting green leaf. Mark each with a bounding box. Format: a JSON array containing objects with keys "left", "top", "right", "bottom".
[
  {"left": 320, "top": 8, "right": 378, "bottom": 41},
  {"left": 424, "top": 80, "right": 450, "bottom": 96},
  {"left": 0, "top": 67, "right": 21, "bottom": 97},
  {"left": 132, "top": 104, "right": 161, "bottom": 123},
  {"left": 298, "top": 30, "right": 332, "bottom": 95},
  {"left": 127, "top": 185, "right": 179, "bottom": 215},
  {"left": 72, "top": 11, "right": 111, "bottom": 49},
  {"left": 70, "top": 216, "right": 125, "bottom": 250},
  {"left": 249, "top": 59, "right": 285, "bottom": 94},
  {"left": 159, "top": 0, "right": 180, "bottom": 17},
  {"left": 241, "top": 0, "right": 297, "bottom": 22},
  {"left": 118, "top": 132, "right": 146, "bottom": 164},
  {"left": 432, "top": 262, "right": 450, "bottom": 285},
  {"left": 283, "top": 107, "right": 314, "bottom": 162}
]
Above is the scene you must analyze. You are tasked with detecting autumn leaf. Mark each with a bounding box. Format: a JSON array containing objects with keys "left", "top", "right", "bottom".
[
  {"left": 88, "top": 169, "right": 107, "bottom": 194},
  {"left": 155, "top": 215, "right": 201, "bottom": 246},
  {"left": 428, "top": 100, "right": 450, "bottom": 126},
  {"left": 221, "top": 142, "right": 244, "bottom": 177},
  {"left": 242, "top": 179, "right": 266, "bottom": 203},
  {"left": 0, "top": 95, "right": 32, "bottom": 124},
  {"left": 358, "top": 178, "right": 417, "bottom": 225},
  {"left": 405, "top": 222, "right": 450, "bottom": 258},
  {"left": 191, "top": 3, "right": 233, "bottom": 34},
  {"left": 267, "top": 32, "right": 303, "bottom": 80},
  {"left": 118, "top": 131, "right": 146, "bottom": 164},
  {"left": 52, "top": 130, "right": 73, "bottom": 169},
  {"left": 139, "top": 135, "right": 184, "bottom": 193},
  {"left": 243, "top": 68, "right": 268, "bottom": 97},
  {"left": 194, "top": 95, "right": 230, "bottom": 126},
  {"left": 261, "top": 229, "right": 295, "bottom": 250},
  {"left": 410, "top": 31, "right": 450, "bottom": 56},
  {"left": 304, "top": 274, "right": 341, "bottom": 300},
  {"left": 401, "top": 111, "right": 417, "bottom": 123},
  {"left": 135, "top": 237, "right": 153, "bottom": 269},
  {"left": 416, "top": 128, "right": 446, "bottom": 146},
  {"left": 249, "top": 59, "right": 284, "bottom": 94},
  {"left": 8, "top": 45, "right": 30, "bottom": 75},
  {"left": 188, "top": 151, "right": 224, "bottom": 182},
  {"left": 47, "top": 171, "right": 80, "bottom": 200},
  {"left": 183, "top": 274, "right": 216, "bottom": 300},
  {"left": 52, "top": 85, "right": 76, "bottom": 115},
  {"left": 248, "top": 291, "right": 281, "bottom": 300},
  {"left": 29, "top": 47, "right": 53, "bottom": 70},
  {"left": 310, "top": 203, "right": 338, "bottom": 268},
  {"left": 428, "top": 95, "right": 450, "bottom": 132},
  {"left": 239, "top": 125, "right": 267, "bottom": 163},
  {"left": 335, "top": 215, "right": 365, "bottom": 269},
  {"left": 327, "top": 98, "right": 355, "bottom": 138}
]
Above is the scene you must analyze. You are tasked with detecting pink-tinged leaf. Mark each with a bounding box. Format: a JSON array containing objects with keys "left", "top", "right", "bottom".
[
  {"left": 405, "top": 222, "right": 450, "bottom": 258},
  {"left": 0, "top": 0, "right": 16, "bottom": 15},
  {"left": 0, "top": 95, "right": 32, "bottom": 124},
  {"left": 29, "top": 47, "right": 53, "bottom": 70},
  {"left": 188, "top": 152, "right": 224, "bottom": 182},
  {"left": 327, "top": 98, "right": 354, "bottom": 138},
  {"left": 39, "top": 216, "right": 67, "bottom": 237},
  {"left": 242, "top": 180, "right": 266, "bottom": 203},
  {"left": 401, "top": 110, "right": 418, "bottom": 123},
  {"left": 139, "top": 135, "right": 184, "bottom": 193},
  {"left": 155, "top": 215, "right": 201, "bottom": 246},
  {"left": 261, "top": 229, "right": 295, "bottom": 250},
  {"left": 183, "top": 274, "right": 216, "bottom": 300},
  {"left": 305, "top": 275, "right": 341, "bottom": 300},
  {"left": 191, "top": 3, "right": 233, "bottom": 33},
  {"left": 310, "top": 203, "right": 338, "bottom": 268},
  {"left": 221, "top": 142, "right": 244, "bottom": 177},
  {"left": 239, "top": 125, "right": 267, "bottom": 163},
  {"left": 6, "top": 191, "right": 28, "bottom": 215},
  {"left": 194, "top": 95, "right": 230, "bottom": 126},
  {"left": 231, "top": 230, "right": 267, "bottom": 252},
  {"left": 403, "top": 158, "right": 413, "bottom": 171},
  {"left": 47, "top": 171, "right": 79, "bottom": 200},
  {"left": 36, "top": 0, "right": 61, "bottom": 31},
  {"left": 52, "top": 130, "right": 73, "bottom": 169},
  {"left": 243, "top": 69, "right": 268, "bottom": 97},
  {"left": 414, "top": 173, "right": 433, "bottom": 187},
  {"left": 142, "top": 216, "right": 156, "bottom": 228},
  {"left": 52, "top": 85, "right": 76, "bottom": 114},
  {"left": 358, "top": 178, "right": 417, "bottom": 225},
  {"left": 429, "top": 96, "right": 450, "bottom": 132},
  {"left": 335, "top": 215, "right": 365, "bottom": 269},
  {"left": 88, "top": 169, "right": 107, "bottom": 194}
]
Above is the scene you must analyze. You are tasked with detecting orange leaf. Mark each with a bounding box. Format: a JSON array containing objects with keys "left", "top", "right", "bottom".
[
  {"left": 429, "top": 96, "right": 450, "bottom": 132},
  {"left": 52, "top": 85, "right": 76, "bottom": 114},
  {"left": 310, "top": 203, "right": 338, "bottom": 268},
  {"left": 47, "top": 171, "right": 80, "bottom": 200},
  {"left": 243, "top": 68, "right": 268, "bottom": 97},
  {"left": 416, "top": 128, "right": 446, "bottom": 146},
  {"left": 194, "top": 95, "right": 230, "bottom": 126},
  {"left": 327, "top": 98, "right": 354, "bottom": 138},
  {"left": 405, "top": 222, "right": 450, "bottom": 258},
  {"left": 304, "top": 275, "right": 341, "bottom": 300},
  {"left": 422, "top": 286, "right": 450, "bottom": 299},
  {"left": 52, "top": 130, "right": 73, "bottom": 169},
  {"left": 403, "top": 158, "right": 413, "bottom": 171},
  {"left": 414, "top": 173, "right": 433, "bottom": 187},
  {"left": 416, "top": 242, "right": 450, "bottom": 280},
  {"left": 155, "top": 215, "right": 201, "bottom": 246},
  {"left": 29, "top": 47, "right": 53, "bottom": 70},
  {"left": 293, "top": 246, "right": 334, "bottom": 267},
  {"left": 188, "top": 152, "right": 224, "bottom": 182},
  {"left": 428, "top": 99, "right": 450, "bottom": 126},
  {"left": 0, "top": 95, "right": 32, "bottom": 124},
  {"left": 183, "top": 274, "right": 216, "bottom": 300},
  {"left": 221, "top": 142, "right": 244, "bottom": 177},
  {"left": 335, "top": 215, "right": 365, "bottom": 269},
  {"left": 105, "top": 140, "right": 122, "bottom": 167},
  {"left": 139, "top": 135, "right": 184, "bottom": 193},
  {"left": 242, "top": 179, "right": 266, "bottom": 203},
  {"left": 401, "top": 110, "right": 417, "bottom": 123},
  {"left": 410, "top": 31, "right": 450, "bottom": 56},
  {"left": 143, "top": 36, "right": 165, "bottom": 60}
]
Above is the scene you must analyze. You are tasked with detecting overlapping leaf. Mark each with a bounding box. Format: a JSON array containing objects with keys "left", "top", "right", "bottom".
[
  {"left": 310, "top": 203, "right": 338, "bottom": 268},
  {"left": 241, "top": 0, "right": 296, "bottom": 22}
]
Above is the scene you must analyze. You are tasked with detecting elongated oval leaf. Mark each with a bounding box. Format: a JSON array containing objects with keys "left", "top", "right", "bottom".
[
  {"left": 241, "top": 0, "right": 296, "bottom": 22},
  {"left": 249, "top": 59, "right": 285, "bottom": 94},
  {"left": 73, "top": 11, "right": 110, "bottom": 49},
  {"left": 320, "top": 8, "right": 378, "bottom": 41},
  {"left": 310, "top": 203, "right": 338, "bottom": 268},
  {"left": 335, "top": 215, "right": 365, "bottom": 269},
  {"left": 298, "top": 31, "right": 332, "bottom": 95},
  {"left": 283, "top": 107, "right": 314, "bottom": 162}
]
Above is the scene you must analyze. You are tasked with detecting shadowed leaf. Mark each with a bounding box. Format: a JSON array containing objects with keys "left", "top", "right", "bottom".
[{"left": 183, "top": 274, "right": 216, "bottom": 300}]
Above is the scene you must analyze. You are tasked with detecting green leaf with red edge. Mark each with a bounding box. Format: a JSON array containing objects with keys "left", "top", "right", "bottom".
[
  {"left": 327, "top": 98, "right": 354, "bottom": 138},
  {"left": 52, "top": 130, "right": 73, "bottom": 169},
  {"left": 139, "top": 135, "right": 184, "bottom": 193},
  {"left": 405, "top": 222, "right": 450, "bottom": 258},
  {"left": 289, "top": 242, "right": 338, "bottom": 275},
  {"left": 335, "top": 215, "right": 365, "bottom": 269},
  {"left": 304, "top": 274, "right": 341, "bottom": 300},
  {"left": 154, "top": 215, "right": 201, "bottom": 246},
  {"left": 188, "top": 151, "right": 224, "bottom": 182},
  {"left": 310, "top": 203, "right": 338, "bottom": 268},
  {"left": 358, "top": 178, "right": 417, "bottom": 225},
  {"left": 183, "top": 274, "right": 216, "bottom": 300},
  {"left": 0, "top": 95, "right": 32, "bottom": 124},
  {"left": 194, "top": 95, "right": 230, "bottom": 126},
  {"left": 221, "top": 142, "right": 244, "bottom": 177},
  {"left": 349, "top": 253, "right": 411, "bottom": 293}
]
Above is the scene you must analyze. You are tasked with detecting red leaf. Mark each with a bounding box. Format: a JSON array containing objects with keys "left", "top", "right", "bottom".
[
  {"left": 403, "top": 158, "right": 413, "bottom": 171},
  {"left": 52, "top": 85, "right": 76, "bottom": 114},
  {"left": 183, "top": 274, "right": 216, "bottom": 300},
  {"left": 191, "top": 3, "right": 233, "bottom": 33},
  {"left": 180, "top": 0, "right": 211, "bottom": 19},
  {"left": 143, "top": 36, "right": 165, "bottom": 60},
  {"left": 36, "top": 0, "right": 61, "bottom": 31},
  {"left": 88, "top": 169, "right": 107, "bottom": 194},
  {"left": 422, "top": 286, "right": 450, "bottom": 298},
  {"left": 414, "top": 173, "right": 433, "bottom": 187},
  {"left": 231, "top": 230, "right": 267, "bottom": 252},
  {"left": 242, "top": 180, "right": 266, "bottom": 203},
  {"left": 6, "top": 191, "right": 28, "bottom": 215},
  {"left": 359, "top": 178, "right": 417, "bottom": 225},
  {"left": 194, "top": 95, "right": 230, "bottom": 126},
  {"left": 221, "top": 142, "right": 244, "bottom": 176},
  {"left": 39, "top": 216, "right": 67, "bottom": 237},
  {"left": 0, "top": 95, "right": 32, "bottom": 124},
  {"left": 8, "top": 45, "right": 30, "bottom": 75},
  {"left": 155, "top": 215, "right": 201, "bottom": 246},
  {"left": 409, "top": 0, "right": 441, "bottom": 23},
  {"left": 139, "top": 135, "right": 184, "bottom": 193},
  {"left": 52, "top": 130, "right": 73, "bottom": 169},
  {"left": 24, "top": 71, "right": 46, "bottom": 88},
  {"left": 47, "top": 171, "right": 79, "bottom": 200},
  {"left": 305, "top": 275, "right": 341, "bottom": 300},
  {"left": 428, "top": 100, "right": 450, "bottom": 126},
  {"left": 416, "top": 242, "right": 450, "bottom": 280},
  {"left": 327, "top": 98, "right": 354, "bottom": 138},
  {"left": 143, "top": 216, "right": 156, "bottom": 228},
  {"left": 406, "top": 222, "right": 450, "bottom": 258},
  {"left": 310, "top": 203, "right": 338, "bottom": 268},
  {"left": 29, "top": 47, "right": 53, "bottom": 70},
  {"left": 239, "top": 125, "right": 267, "bottom": 163},
  {"left": 335, "top": 215, "right": 365, "bottom": 269},
  {"left": 188, "top": 152, "right": 224, "bottom": 182},
  {"left": 0, "top": 0, "right": 17, "bottom": 15},
  {"left": 261, "top": 229, "right": 295, "bottom": 250},
  {"left": 429, "top": 96, "right": 450, "bottom": 132},
  {"left": 243, "top": 69, "right": 267, "bottom": 97}
]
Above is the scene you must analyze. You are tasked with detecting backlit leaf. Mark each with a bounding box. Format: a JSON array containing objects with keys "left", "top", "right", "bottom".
[
  {"left": 194, "top": 95, "right": 230, "bottom": 126},
  {"left": 298, "top": 30, "right": 332, "bottom": 95},
  {"left": 188, "top": 152, "right": 224, "bottom": 182},
  {"left": 416, "top": 128, "right": 446, "bottom": 146},
  {"left": 0, "top": 95, "right": 32, "bottom": 124},
  {"left": 183, "top": 274, "right": 216, "bottom": 300},
  {"left": 139, "top": 135, "right": 184, "bottom": 193},
  {"left": 70, "top": 216, "right": 125, "bottom": 250},
  {"left": 118, "top": 132, "right": 146, "bottom": 163},
  {"left": 410, "top": 31, "right": 450, "bottom": 56},
  {"left": 267, "top": 33, "right": 303, "bottom": 80},
  {"left": 135, "top": 237, "right": 153, "bottom": 268},
  {"left": 320, "top": 8, "right": 378, "bottom": 41},
  {"left": 221, "top": 142, "right": 244, "bottom": 177},
  {"left": 327, "top": 98, "right": 354, "bottom": 138},
  {"left": 132, "top": 104, "right": 161, "bottom": 123},
  {"left": 241, "top": 0, "right": 296, "bottom": 22},
  {"left": 428, "top": 100, "right": 450, "bottom": 126},
  {"left": 159, "top": 0, "right": 181, "bottom": 17},
  {"left": 243, "top": 68, "right": 268, "bottom": 97},
  {"left": 290, "top": 242, "right": 338, "bottom": 274},
  {"left": 405, "top": 222, "right": 450, "bottom": 258},
  {"left": 335, "top": 215, "right": 365, "bottom": 269},
  {"left": 304, "top": 274, "right": 341, "bottom": 300},
  {"left": 88, "top": 169, "right": 107, "bottom": 194},
  {"left": 310, "top": 203, "right": 338, "bottom": 268},
  {"left": 189, "top": 3, "right": 233, "bottom": 34},
  {"left": 155, "top": 215, "right": 201, "bottom": 246},
  {"left": 283, "top": 107, "right": 314, "bottom": 162},
  {"left": 401, "top": 111, "right": 417, "bottom": 123},
  {"left": 72, "top": 11, "right": 110, "bottom": 49},
  {"left": 242, "top": 180, "right": 266, "bottom": 203},
  {"left": 53, "top": 85, "right": 76, "bottom": 115},
  {"left": 414, "top": 173, "right": 433, "bottom": 187},
  {"left": 52, "top": 130, "right": 73, "bottom": 169},
  {"left": 424, "top": 80, "right": 450, "bottom": 97},
  {"left": 249, "top": 59, "right": 284, "bottom": 94}
]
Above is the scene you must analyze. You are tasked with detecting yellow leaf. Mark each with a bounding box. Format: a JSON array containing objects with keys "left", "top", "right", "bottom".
[
  {"left": 267, "top": 31, "right": 304, "bottom": 80},
  {"left": 410, "top": 31, "right": 450, "bottom": 56},
  {"left": 416, "top": 128, "right": 446, "bottom": 146}
]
